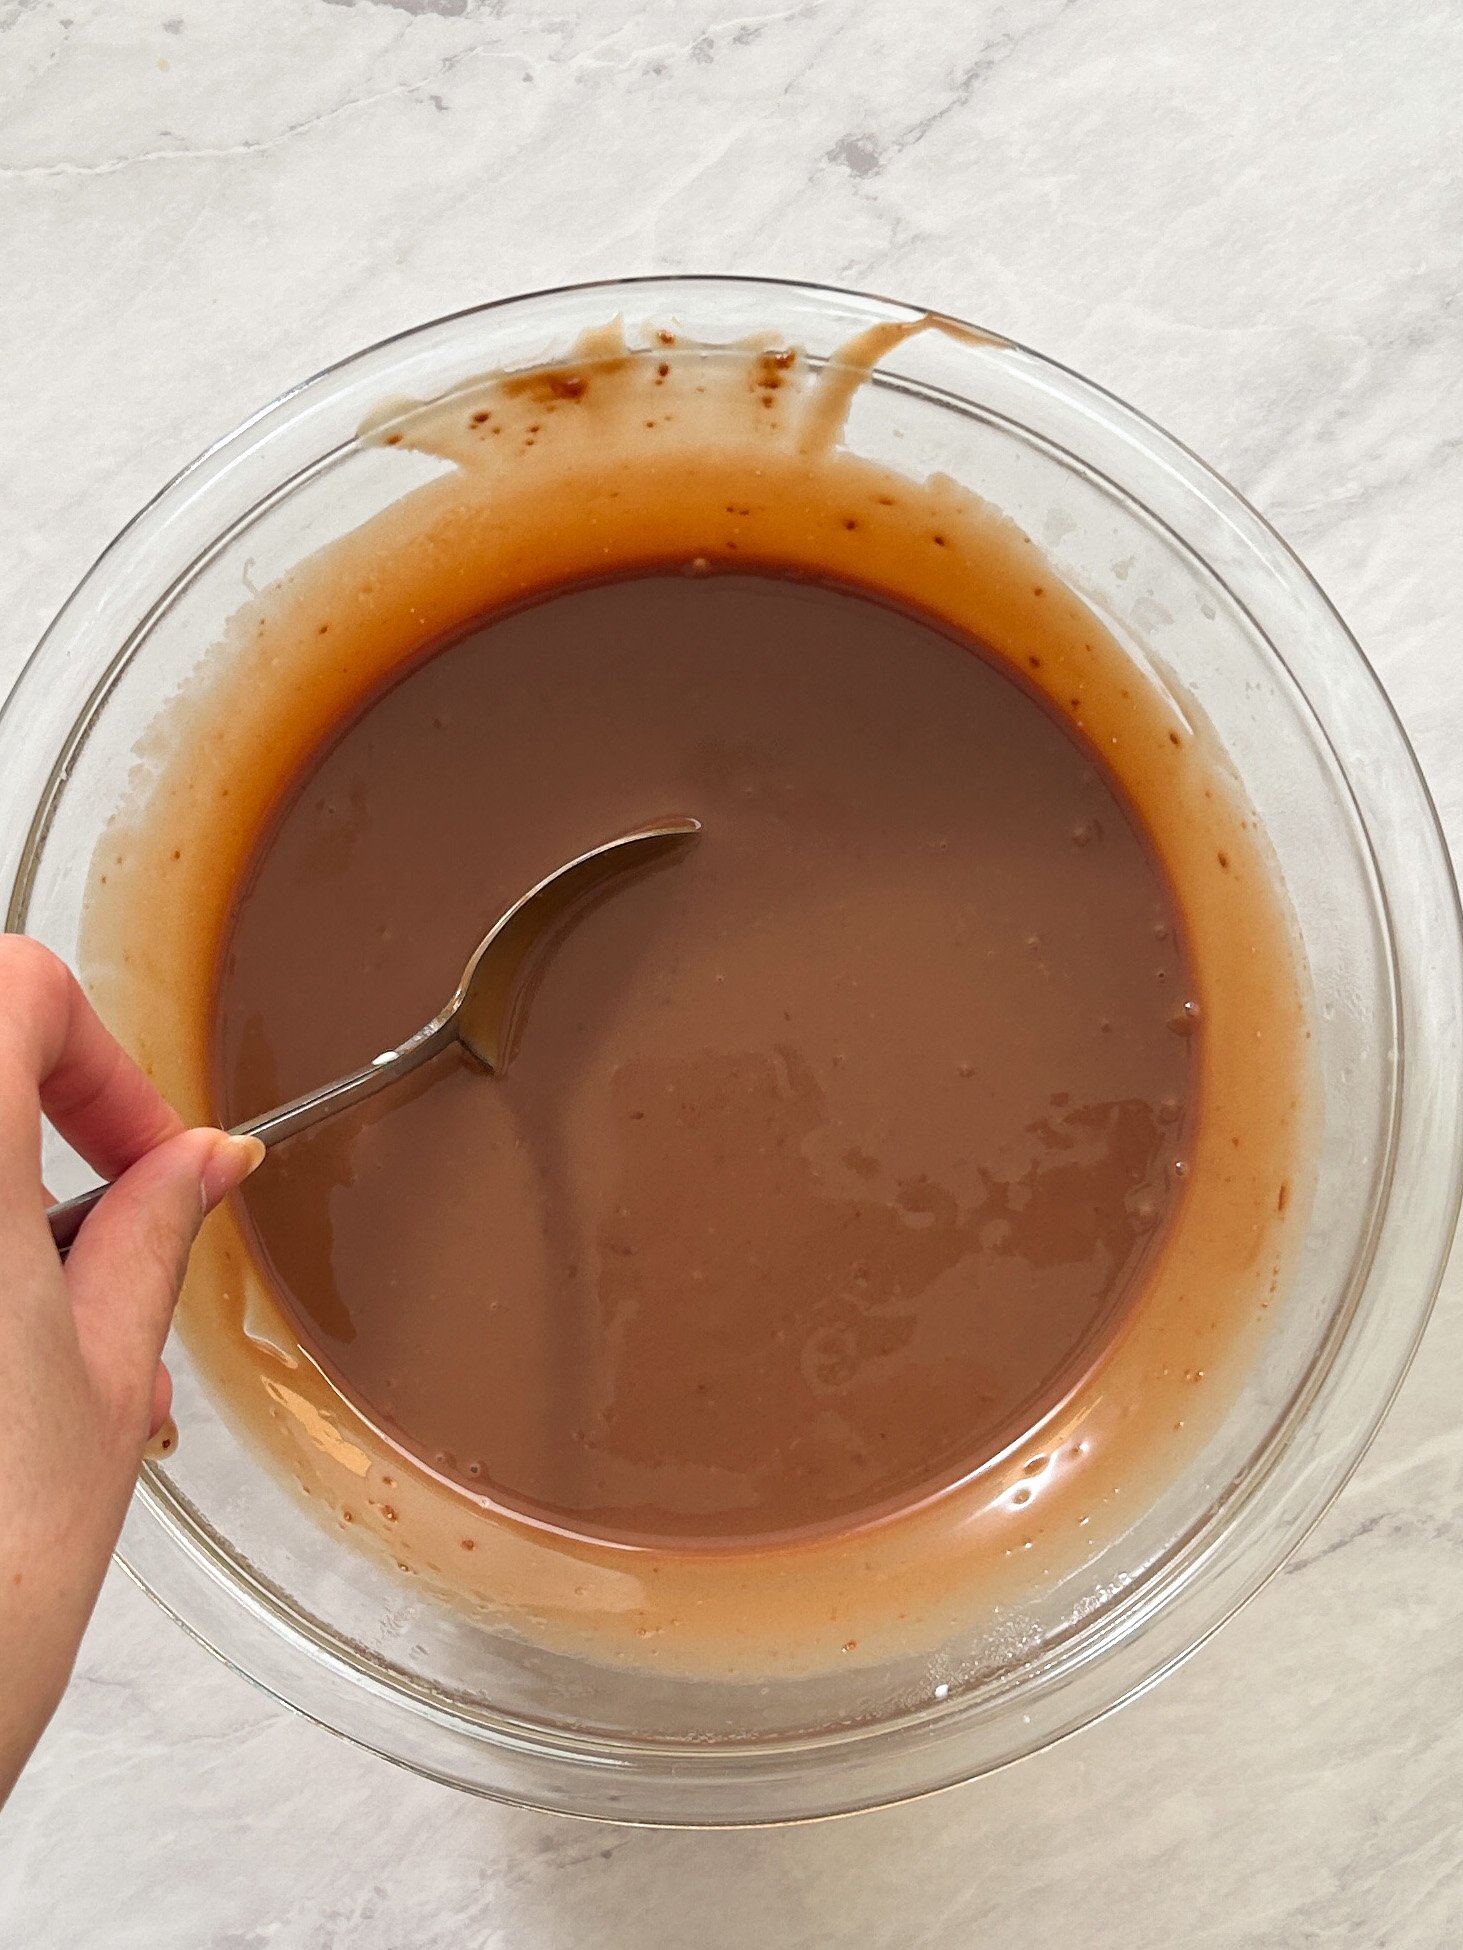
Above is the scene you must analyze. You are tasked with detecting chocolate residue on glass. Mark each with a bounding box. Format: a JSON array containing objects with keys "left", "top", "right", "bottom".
[{"left": 80, "top": 321, "right": 1307, "bottom": 1674}]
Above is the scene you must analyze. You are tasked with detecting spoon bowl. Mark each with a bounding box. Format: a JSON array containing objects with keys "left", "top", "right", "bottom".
[{"left": 451, "top": 819, "right": 700, "bottom": 1072}]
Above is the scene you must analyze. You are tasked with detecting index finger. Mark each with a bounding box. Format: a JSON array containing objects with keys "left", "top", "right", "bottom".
[{"left": 0, "top": 935, "right": 185, "bottom": 1185}]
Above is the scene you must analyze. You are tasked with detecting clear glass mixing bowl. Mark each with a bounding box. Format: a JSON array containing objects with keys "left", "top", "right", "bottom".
[{"left": 2, "top": 277, "right": 1458, "bottom": 1825}]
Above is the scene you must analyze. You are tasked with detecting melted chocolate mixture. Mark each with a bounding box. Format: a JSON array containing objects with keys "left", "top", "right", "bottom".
[{"left": 217, "top": 570, "right": 1192, "bottom": 1544}]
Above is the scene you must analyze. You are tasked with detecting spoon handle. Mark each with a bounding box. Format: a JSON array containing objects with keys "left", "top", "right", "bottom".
[
  {"left": 45, "top": 1012, "right": 458, "bottom": 1262},
  {"left": 233, "top": 1011, "right": 459, "bottom": 1148}
]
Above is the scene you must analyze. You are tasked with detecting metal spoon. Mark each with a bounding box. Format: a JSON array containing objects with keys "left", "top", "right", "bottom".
[{"left": 47, "top": 817, "right": 700, "bottom": 1259}]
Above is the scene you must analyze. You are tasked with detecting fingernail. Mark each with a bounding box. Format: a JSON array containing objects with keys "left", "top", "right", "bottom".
[
  {"left": 144, "top": 1415, "right": 179, "bottom": 1462},
  {"left": 201, "top": 1133, "right": 267, "bottom": 1213}
]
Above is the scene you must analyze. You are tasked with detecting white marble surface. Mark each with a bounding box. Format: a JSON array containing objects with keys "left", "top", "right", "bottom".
[{"left": 3, "top": 0, "right": 1462, "bottom": 1939}]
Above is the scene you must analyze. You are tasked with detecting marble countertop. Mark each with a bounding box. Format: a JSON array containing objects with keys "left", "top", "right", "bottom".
[{"left": 3, "top": 0, "right": 1461, "bottom": 1941}]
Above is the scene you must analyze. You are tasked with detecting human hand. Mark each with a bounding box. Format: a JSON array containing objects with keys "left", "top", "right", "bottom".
[{"left": 0, "top": 936, "right": 262, "bottom": 1805}]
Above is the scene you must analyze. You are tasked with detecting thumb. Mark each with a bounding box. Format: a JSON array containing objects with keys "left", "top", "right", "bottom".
[{"left": 64, "top": 1130, "right": 264, "bottom": 1433}]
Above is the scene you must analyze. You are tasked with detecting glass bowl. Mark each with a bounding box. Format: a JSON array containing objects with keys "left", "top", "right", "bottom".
[{"left": 2, "top": 277, "right": 1458, "bottom": 1825}]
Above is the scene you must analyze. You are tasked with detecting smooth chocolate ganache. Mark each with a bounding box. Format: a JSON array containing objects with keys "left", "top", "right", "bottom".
[
  {"left": 82, "top": 322, "right": 1305, "bottom": 1672},
  {"left": 216, "top": 569, "right": 1193, "bottom": 1546}
]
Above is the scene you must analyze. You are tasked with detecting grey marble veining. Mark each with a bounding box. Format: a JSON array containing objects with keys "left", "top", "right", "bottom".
[{"left": 2, "top": 1, "right": 1462, "bottom": 1941}]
